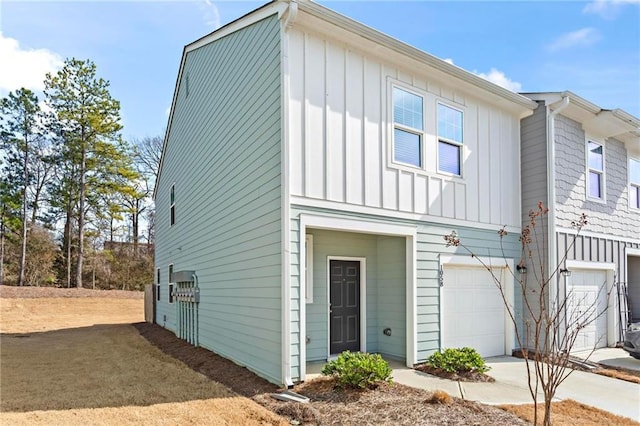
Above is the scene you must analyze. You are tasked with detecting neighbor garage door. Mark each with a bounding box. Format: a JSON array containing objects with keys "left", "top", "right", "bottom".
[
  {"left": 567, "top": 269, "right": 608, "bottom": 352},
  {"left": 442, "top": 266, "right": 506, "bottom": 357}
]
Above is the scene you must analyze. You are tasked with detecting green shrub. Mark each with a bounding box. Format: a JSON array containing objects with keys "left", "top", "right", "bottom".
[
  {"left": 426, "top": 347, "right": 489, "bottom": 374},
  {"left": 321, "top": 351, "right": 393, "bottom": 389}
]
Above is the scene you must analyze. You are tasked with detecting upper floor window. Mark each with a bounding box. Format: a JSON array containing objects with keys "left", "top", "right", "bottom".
[
  {"left": 170, "top": 184, "right": 176, "bottom": 226},
  {"left": 587, "top": 141, "right": 605, "bottom": 201},
  {"left": 630, "top": 158, "right": 640, "bottom": 209},
  {"left": 393, "top": 87, "right": 423, "bottom": 168},
  {"left": 437, "top": 103, "right": 463, "bottom": 176}
]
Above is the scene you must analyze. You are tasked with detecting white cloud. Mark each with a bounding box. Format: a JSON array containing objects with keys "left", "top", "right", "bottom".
[
  {"left": 583, "top": 0, "right": 639, "bottom": 19},
  {"left": 0, "top": 32, "right": 63, "bottom": 94},
  {"left": 474, "top": 68, "right": 522, "bottom": 92},
  {"left": 165, "top": 105, "right": 171, "bottom": 117},
  {"left": 200, "top": 0, "right": 221, "bottom": 29},
  {"left": 443, "top": 58, "right": 455, "bottom": 65},
  {"left": 548, "top": 28, "right": 601, "bottom": 52}
]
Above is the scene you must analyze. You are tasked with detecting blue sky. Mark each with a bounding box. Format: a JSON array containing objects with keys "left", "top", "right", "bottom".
[{"left": 1, "top": 0, "right": 638, "bottom": 141}]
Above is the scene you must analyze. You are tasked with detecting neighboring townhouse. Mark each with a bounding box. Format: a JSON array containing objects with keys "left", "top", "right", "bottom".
[
  {"left": 153, "top": 0, "right": 537, "bottom": 386},
  {"left": 520, "top": 91, "right": 640, "bottom": 352}
]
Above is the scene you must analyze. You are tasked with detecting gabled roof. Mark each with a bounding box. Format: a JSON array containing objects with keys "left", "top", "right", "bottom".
[
  {"left": 154, "top": 0, "right": 538, "bottom": 198},
  {"left": 522, "top": 91, "right": 640, "bottom": 155}
]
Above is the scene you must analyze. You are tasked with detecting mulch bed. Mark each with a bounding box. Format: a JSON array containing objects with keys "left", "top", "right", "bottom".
[
  {"left": 134, "top": 322, "right": 527, "bottom": 425},
  {"left": 414, "top": 364, "right": 495, "bottom": 383},
  {"left": 0, "top": 284, "right": 143, "bottom": 299}
]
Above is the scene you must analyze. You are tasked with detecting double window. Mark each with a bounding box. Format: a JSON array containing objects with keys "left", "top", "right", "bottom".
[
  {"left": 630, "top": 158, "right": 640, "bottom": 209},
  {"left": 391, "top": 85, "right": 463, "bottom": 176},
  {"left": 587, "top": 141, "right": 605, "bottom": 201}
]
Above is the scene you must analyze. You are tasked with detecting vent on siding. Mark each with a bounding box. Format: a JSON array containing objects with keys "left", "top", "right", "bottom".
[{"left": 185, "top": 72, "right": 190, "bottom": 98}]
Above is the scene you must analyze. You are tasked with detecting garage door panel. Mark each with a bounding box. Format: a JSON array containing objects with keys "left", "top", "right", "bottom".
[
  {"left": 442, "top": 266, "right": 506, "bottom": 358},
  {"left": 568, "top": 269, "right": 608, "bottom": 352}
]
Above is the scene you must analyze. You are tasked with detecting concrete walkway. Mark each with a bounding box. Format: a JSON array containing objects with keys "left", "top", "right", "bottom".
[{"left": 393, "top": 356, "right": 640, "bottom": 421}]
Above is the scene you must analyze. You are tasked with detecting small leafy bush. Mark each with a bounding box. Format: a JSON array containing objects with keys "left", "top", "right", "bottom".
[
  {"left": 426, "top": 347, "right": 489, "bottom": 374},
  {"left": 321, "top": 351, "right": 392, "bottom": 389}
]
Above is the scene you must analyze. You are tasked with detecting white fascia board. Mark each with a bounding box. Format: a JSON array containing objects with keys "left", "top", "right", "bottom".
[
  {"left": 186, "top": 2, "right": 288, "bottom": 53},
  {"left": 294, "top": 0, "right": 537, "bottom": 115}
]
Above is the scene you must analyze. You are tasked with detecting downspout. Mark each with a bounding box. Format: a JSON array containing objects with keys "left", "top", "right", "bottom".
[
  {"left": 280, "top": 0, "right": 298, "bottom": 388},
  {"left": 547, "top": 96, "right": 569, "bottom": 349}
]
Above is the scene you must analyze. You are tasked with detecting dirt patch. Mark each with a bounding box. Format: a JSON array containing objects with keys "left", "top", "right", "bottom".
[
  {"left": 414, "top": 364, "right": 495, "bottom": 383},
  {"left": 134, "top": 322, "right": 279, "bottom": 398},
  {"left": 137, "top": 323, "right": 526, "bottom": 425},
  {"left": 0, "top": 284, "right": 143, "bottom": 299},
  {"left": 501, "top": 399, "right": 640, "bottom": 426}
]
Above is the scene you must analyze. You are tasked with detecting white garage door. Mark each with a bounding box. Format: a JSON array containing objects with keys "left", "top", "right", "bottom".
[
  {"left": 567, "top": 269, "right": 608, "bottom": 352},
  {"left": 442, "top": 266, "right": 506, "bottom": 357}
]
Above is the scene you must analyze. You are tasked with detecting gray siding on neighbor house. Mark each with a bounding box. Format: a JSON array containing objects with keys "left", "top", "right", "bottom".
[
  {"left": 289, "top": 206, "right": 522, "bottom": 378},
  {"left": 554, "top": 115, "right": 639, "bottom": 240},
  {"left": 154, "top": 15, "right": 283, "bottom": 384},
  {"left": 520, "top": 101, "right": 548, "bottom": 218}
]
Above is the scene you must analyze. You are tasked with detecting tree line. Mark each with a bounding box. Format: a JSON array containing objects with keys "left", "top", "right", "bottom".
[{"left": 0, "top": 58, "right": 162, "bottom": 290}]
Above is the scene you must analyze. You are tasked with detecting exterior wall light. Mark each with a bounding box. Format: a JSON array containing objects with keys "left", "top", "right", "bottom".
[
  {"left": 560, "top": 268, "right": 571, "bottom": 277},
  {"left": 516, "top": 265, "right": 527, "bottom": 274}
]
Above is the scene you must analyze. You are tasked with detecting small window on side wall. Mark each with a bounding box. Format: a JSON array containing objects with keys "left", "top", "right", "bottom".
[
  {"left": 156, "top": 267, "right": 161, "bottom": 301},
  {"left": 168, "top": 264, "right": 174, "bottom": 303},
  {"left": 305, "top": 234, "right": 313, "bottom": 303},
  {"left": 630, "top": 158, "right": 640, "bottom": 209},
  {"left": 170, "top": 184, "right": 176, "bottom": 226},
  {"left": 393, "top": 87, "right": 424, "bottom": 168},
  {"left": 587, "top": 141, "right": 605, "bottom": 200},
  {"left": 437, "top": 103, "right": 463, "bottom": 176}
]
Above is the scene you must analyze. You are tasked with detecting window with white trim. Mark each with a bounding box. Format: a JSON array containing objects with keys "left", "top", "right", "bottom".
[
  {"left": 170, "top": 184, "right": 176, "bottom": 226},
  {"left": 587, "top": 141, "right": 605, "bottom": 200},
  {"left": 305, "top": 235, "right": 313, "bottom": 303},
  {"left": 392, "top": 87, "right": 423, "bottom": 168},
  {"left": 437, "top": 103, "right": 463, "bottom": 176},
  {"left": 630, "top": 158, "right": 640, "bottom": 209},
  {"left": 168, "top": 264, "right": 174, "bottom": 304}
]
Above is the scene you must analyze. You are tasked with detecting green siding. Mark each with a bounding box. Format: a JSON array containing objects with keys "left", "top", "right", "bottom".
[
  {"left": 155, "top": 15, "right": 283, "bottom": 384},
  {"left": 376, "top": 236, "right": 406, "bottom": 359},
  {"left": 291, "top": 206, "right": 522, "bottom": 375}
]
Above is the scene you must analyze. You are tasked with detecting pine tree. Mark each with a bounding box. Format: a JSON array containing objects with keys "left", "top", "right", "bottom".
[
  {"left": 44, "top": 58, "right": 127, "bottom": 288},
  {"left": 0, "top": 88, "right": 45, "bottom": 286}
]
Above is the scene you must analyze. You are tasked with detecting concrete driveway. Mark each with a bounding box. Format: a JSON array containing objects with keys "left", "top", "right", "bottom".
[
  {"left": 393, "top": 356, "right": 640, "bottom": 421},
  {"left": 573, "top": 347, "right": 640, "bottom": 371}
]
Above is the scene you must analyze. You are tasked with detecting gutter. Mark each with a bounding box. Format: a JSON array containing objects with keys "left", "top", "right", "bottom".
[{"left": 546, "top": 95, "right": 570, "bottom": 349}]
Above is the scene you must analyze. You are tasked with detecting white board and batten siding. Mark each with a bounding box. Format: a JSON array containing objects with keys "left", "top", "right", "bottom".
[{"left": 287, "top": 27, "right": 522, "bottom": 229}]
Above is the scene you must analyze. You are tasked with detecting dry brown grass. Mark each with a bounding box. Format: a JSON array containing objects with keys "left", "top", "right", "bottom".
[
  {"left": 0, "top": 294, "right": 286, "bottom": 426},
  {"left": 501, "top": 399, "right": 640, "bottom": 425},
  {"left": 595, "top": 368, "right": 640, "bottom": 384}
]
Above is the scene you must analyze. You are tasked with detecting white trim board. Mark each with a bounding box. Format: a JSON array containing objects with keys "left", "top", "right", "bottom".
[{"left": 293, "top": 198, "right": 521, "bottom": 233}]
